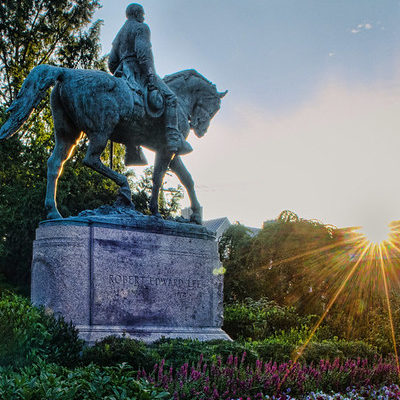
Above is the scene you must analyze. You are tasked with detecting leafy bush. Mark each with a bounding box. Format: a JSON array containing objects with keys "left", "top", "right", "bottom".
[
  {"left": 0, "top": 292, "right": 83, "bottom": 367},
  {"left": 204, "top": 339, "right": 259, "bottom": 365},
  {"left": 252, "top": 337, "right": 378, "bottom": 364},
  {"left": 42, "top": 310, "right": 84, "bottom": 367},
  {"left": 223, "top": 297, "right": 313, "bottom": 340},
  {"left": 252, "top": 340, "right": 295, "bottom": 363},
  {"left": 83, "top": 337, "right": 260, "bottom": 370},
  {"left": 82, "top": 336, "right": 155, "bottom": 371},
  {"left": 334, "top": 340, "right": 378, "bottom": 362},
  {"left": 149, "top": 338, "right": 206, "bottom": 368},
  {"left": 150, "top": 338, "right": 258, "bottom": 368},
  {"left": 0, "top": 361, "right": 171, "bottom": 399}
]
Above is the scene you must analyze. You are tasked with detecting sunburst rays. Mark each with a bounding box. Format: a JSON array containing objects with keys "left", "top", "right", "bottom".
[{"left": 275, "top": 221, "right": 400, "bottom": 390}]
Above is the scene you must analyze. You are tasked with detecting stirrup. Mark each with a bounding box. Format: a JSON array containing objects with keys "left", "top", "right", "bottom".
[
  {"left": 125, "top": 146, "right": 148, "bottom": 166},
  {"left": 178, "top": 140, "right": 193, "bottom": 155}
]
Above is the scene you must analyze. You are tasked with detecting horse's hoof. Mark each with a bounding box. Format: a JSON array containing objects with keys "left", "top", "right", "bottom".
[
  {"left": 116, "top": 187, "right": 134, "bottom": 208},
  {"left": 115, "top": 195, "right": 135, "bottom": 209},
  {"left": 190, "top": 213, "right": 202, "bottom": 225}
]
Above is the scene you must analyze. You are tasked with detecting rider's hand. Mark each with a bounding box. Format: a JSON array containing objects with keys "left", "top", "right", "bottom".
[{"left": 147, "top": 74, "right": 157, "bottom": 91}]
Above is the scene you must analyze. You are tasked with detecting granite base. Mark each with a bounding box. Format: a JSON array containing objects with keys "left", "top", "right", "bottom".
[{"left": 31, "top": 215, "right": 230, "bottom": 343}]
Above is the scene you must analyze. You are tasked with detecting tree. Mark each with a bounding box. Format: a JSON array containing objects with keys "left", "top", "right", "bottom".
[
  {"left": 0, "top": 0, "right": 104, "bottom": 106},
  {"left": 131, "top": 167, "right": 184, "bottom": 218},
  {"left": 219, "top": 223, "right": 253, "bottom": 302},
  {"left": 221, "top": 211, "right": 338, "bottom": 315},
  {"left": 0, "top": 0, "right": 110, "bottom": 291}
]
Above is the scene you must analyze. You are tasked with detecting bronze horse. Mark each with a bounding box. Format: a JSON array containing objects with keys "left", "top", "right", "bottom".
[{"left": 0, "top": 65, "right": 226, "bottom": 223}]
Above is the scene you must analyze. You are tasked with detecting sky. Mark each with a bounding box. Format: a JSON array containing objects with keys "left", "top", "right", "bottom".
[{"left": 94, "top": 1, "right": 400, "bottom": 230}]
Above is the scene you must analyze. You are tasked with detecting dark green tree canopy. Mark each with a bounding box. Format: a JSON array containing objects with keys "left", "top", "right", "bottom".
[
  {"left": 221, "top": 211, "right": 337, "bottom": 312},
  {"left": 0, "top": 0, "right": 107, "bottom": 290},
  {"left": 0, "top": 0, "right": 103, "bottom": 106}
]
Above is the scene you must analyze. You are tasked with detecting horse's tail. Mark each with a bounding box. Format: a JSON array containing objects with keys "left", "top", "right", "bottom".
[{"left": 0, "top": 64, "right": 63, "bottom": 140}]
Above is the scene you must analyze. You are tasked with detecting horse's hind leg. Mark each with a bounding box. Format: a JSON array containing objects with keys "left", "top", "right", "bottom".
[
  {"left": 83, "top": 134, "right": 133, "bottom": 206},
  {"left": 149, "top": 151, "right": 173, "bottom": 217},
  {"left": 45, "top": 132, "right": 81, "bottom": 219},
  {"left": 170, "top": 156, "right": 202, "bottom": 224}
]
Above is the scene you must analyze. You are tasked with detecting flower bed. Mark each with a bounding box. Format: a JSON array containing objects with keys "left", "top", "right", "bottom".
[
  {"left": 263, "top": 384, "right": 400, "bottom": 399},
  {"left": 137, "top": 353, "right": 399, "bottom": 399}
]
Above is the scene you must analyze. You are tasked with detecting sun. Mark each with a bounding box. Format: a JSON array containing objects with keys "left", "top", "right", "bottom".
[{"left": 358, "top": 221, "right": 391, "bottom": 245}]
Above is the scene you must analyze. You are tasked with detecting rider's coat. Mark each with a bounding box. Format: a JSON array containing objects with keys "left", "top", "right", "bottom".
[{"left": 108, "top": 19, "right": 155, "bottom": 89}]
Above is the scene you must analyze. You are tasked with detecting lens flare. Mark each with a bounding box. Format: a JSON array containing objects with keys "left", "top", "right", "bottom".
[
  {"left": 359, "top": 221, "right": 391, "bottom": 244},
  {"left": 277, "top": 219, "right": 400, "bottom": 390},
  {"left": 378, "top": 245, "right": 400, "bottom": 379}
]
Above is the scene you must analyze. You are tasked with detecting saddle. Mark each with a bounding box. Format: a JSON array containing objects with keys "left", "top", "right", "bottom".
[{"left": 115, "top": 62, "right": 165, "bottom": 118}]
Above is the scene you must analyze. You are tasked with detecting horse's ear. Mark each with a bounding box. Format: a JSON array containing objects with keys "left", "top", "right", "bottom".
[{"left": 218, "top": 90, "right": 228, "bottom": 98}]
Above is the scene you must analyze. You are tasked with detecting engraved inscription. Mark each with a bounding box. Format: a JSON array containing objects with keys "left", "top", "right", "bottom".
[{"left": 109, "top": 274, "right": 205, "bottom": 290}]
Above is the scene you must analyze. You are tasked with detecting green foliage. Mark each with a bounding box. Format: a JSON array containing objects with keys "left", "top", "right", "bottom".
[
  {"left": 219, "top": 223, "right": 253, "bottom": 302},
  {"left": 149, "top": 338, "right": 258, "bottom": 368},
  {"left": 131, "top": 167, "right": 184, "bottom": 217},
  {"left": 0, "top": 362, "right": 171, "bottom": 400},
  {"left": 83, "top": 337, "right": 259, "bottom": 370},
  {"left": 0, "top": 292, "right": 83, "bottom": 368},
  {"left": 252, "top": 338, "right": 378, "bottom": 364},
  {"left": 221, "top": 211, "right": 338, "bottom": 312},
  {"left": 0, "top": 0, "right": 107, "bottom": 290},
  {"left": 0, "top": 292, "right": 48, "bottom": 367},
  {"left": 43, "top": 310, "right": 84, "bottom": 367},
  {"left": 0, "top": 0, "right": 104, "bottom": 105},
  {"left": 82, "top": 336, "right": 155, "bottom": 371},
  {"left": 223, "top": 297, "right": 313, "bottom": 341},
  {"left": 203, "top": 339, "right": 259, "bottom": 365},
  {"left": 220, "top": 210, "right": 400, "bottom": 354}
]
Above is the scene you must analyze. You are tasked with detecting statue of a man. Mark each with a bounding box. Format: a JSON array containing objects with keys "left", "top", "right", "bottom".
[{"left": 109, "top": 3, "right": 192, "bottom": 163}]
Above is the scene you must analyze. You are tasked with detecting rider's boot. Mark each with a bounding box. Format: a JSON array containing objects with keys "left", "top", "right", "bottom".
[
  {"left": 165, "top": 95, "right": 192, "bottom": 155},
  {"left": 166, "top": 128, "right": 193, "bottom": 155}
]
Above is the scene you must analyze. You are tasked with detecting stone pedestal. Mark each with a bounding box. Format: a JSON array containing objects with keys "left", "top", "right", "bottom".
[{"left": 31, "top": 214, "right": 230, "bottom": 343}]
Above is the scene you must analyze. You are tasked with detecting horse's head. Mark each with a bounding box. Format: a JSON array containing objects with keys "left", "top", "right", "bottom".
[
  {"left": 164, "top": 69, "right": 227, "bottom": 138},
  {"left": 190, "top": 88, "right": 227, "bottom": 137}
]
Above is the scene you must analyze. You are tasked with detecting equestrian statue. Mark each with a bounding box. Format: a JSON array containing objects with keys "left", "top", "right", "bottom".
[{"left": 0, "top": 3, "right": 226, "bottom": 225}]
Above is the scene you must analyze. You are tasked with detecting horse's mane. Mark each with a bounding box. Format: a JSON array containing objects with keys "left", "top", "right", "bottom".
[{"left": 163, "top": 69, "right": 217, "bottom": 93}]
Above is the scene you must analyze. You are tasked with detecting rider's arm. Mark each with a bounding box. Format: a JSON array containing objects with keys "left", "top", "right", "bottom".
[
  {"left": 135, "top": 23, "right": 156, "bottom": 81},
  {"left": 108, "top": 43, "right": 119, "bottom": 74}
]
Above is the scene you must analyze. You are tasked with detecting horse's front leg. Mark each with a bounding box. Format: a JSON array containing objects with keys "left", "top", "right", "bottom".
[
  {"left": 149, "top": 151, "right": 172, "bottom": 217},
  {"left": 169, "top": 156, "right": 202, "bottom": 225}
]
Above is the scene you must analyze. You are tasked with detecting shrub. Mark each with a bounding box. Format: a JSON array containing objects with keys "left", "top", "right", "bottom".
[
  {"left": 223, "top": 298, "right": 313, "bottom": 340},
  {"left": 0, "top": 292, "right": 83, "bottom": 367},
  {"left": 0, "top": 361, "right": 171, "bottom": 399},
  {"left": 149, "top": 338, "right": 207, "bottom": 368},
  {"left": 150, "top": 338, "right": 259, "bottom": 368},
  {"left": 252, "top": 340, "right": 295, "bottom": 363},
  {"left": 82, "top": 336, "right": 156, "bottom": 371},
  {"left": 252, "top": 337, "right": 379, "bottom": 365},
  {"left": 334, "top": 340, "right": 378, "bottom": 361}
]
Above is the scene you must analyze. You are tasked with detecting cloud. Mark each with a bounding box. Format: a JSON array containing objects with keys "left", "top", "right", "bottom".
[
  {"left": 351, "top": 23, "right": 373, "bottom": 34},
  {"left": 184, "top": 72, "right": 400, "bottom": 228}
]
